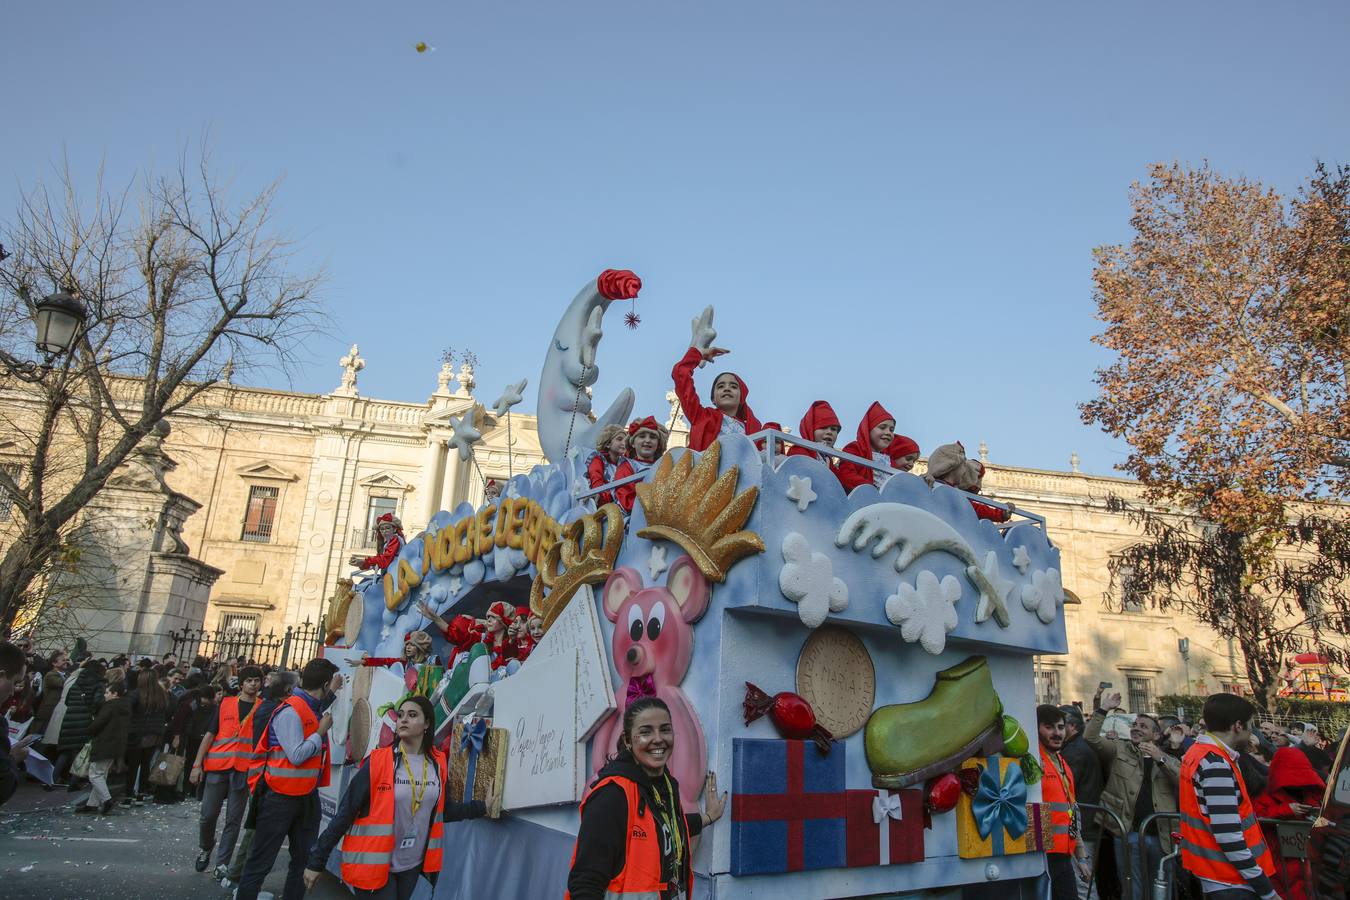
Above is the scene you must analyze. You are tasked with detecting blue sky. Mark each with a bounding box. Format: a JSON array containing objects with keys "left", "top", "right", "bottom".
[{"left": 4, "top": 2, "right": 1347, "bottom": 476}]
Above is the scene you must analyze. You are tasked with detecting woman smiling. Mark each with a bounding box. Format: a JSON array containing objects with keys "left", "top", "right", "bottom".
[{"left": 567, "top": 697, "right": 726, "bottom": 900}]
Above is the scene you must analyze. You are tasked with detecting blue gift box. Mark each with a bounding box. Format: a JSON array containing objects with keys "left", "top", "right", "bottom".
[{"left": 730, "top": 738, "right": 847, "bottom": 875}]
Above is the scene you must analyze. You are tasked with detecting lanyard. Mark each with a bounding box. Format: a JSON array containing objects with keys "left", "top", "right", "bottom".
[
  {"left": 651, "top": 772, "right": 685, "bottom": 881},
  {"left": 402, "top": 753, "right": 429, "bottom": 815}
]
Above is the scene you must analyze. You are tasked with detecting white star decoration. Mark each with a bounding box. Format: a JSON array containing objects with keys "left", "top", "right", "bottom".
[
  {"left": 491, "top": 378, "right": 528, "bottom": 417},
  {"left": 970, "top": 550, "right": 1014, "bottom": 627},
  {"left": 448, "top": 574, "right": 463, "bottom": 594},
  {"left": 1012, "top": 545, "right": 1031, "bottom": 574},
  {"left": 447, "top": 412, "right": 482, "bottom": 461},
  {"left": 886, "top": 570, "right": 961, "bottom": 654},
  {"left": 647, "top": 545, "right": 669, "bottom": 581},
  {"left": 785, "top": 475, "right": 818, "bottom": 512}
]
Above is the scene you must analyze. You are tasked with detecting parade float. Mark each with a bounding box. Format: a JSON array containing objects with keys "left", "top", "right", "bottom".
[{"left": 321, "top": 270, "right": 1069, "bottom": 900}]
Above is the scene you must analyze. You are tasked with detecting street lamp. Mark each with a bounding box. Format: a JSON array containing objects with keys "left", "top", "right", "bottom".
[{"left": 34, "top": 289, "right": 87, "bottom": 356}]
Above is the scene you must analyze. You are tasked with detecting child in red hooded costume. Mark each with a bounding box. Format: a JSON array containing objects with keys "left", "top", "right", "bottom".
[
  {"left": 787, "top": 401, "right": 843, "bottom": 471},
  {"left": 585, "top": 423, "right": 630, "bottom": 506},
  {"left": 1255, "top": 746, "right": 1325, "bottom": 900},
  {"left": 614, "top": 417, "right": 668, "bottom": 514},
  {"left": 671, "top": 311, "right": 761, "bottom": 451},
  {"left": 837, "top": 402, "right": 912, "bottom": 493}
]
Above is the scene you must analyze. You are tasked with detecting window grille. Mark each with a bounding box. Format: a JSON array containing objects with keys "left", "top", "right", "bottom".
[{"left": 241, "top": 485, "right": 279, "bottom": 542}]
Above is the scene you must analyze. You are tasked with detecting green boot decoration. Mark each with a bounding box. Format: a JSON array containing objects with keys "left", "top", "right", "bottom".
[{"left": 865, "top": 655, "right": 1005, "bottom": 788}]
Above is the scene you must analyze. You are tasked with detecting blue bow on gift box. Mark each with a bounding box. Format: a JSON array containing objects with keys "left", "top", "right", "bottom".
[
  {"left": 971, "top": 761, "right": 1028, "bottom": 845},
  {"left": 459, "top": 718, "right": 489, "bottom": 803}
]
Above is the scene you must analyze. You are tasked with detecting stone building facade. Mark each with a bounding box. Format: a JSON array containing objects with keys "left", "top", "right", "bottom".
[{"left": 2, "top": 348, "right": 1287, "bottom": 710}]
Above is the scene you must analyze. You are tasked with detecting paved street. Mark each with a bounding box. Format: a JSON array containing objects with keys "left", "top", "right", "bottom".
[{"left": 0, "top": 780, "right": 349, "bottom": 900}]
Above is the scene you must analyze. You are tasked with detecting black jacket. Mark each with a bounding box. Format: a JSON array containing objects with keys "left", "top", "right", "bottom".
[
  {"left": 566, "top": 757, "right": 703, "bottom": 900},
  {"left": 1061, "top": 732, "right": 1105, "bottom": 807},
  {"left": 0, "top": 724, "right": 17, "bottom": 806},
  {"left": 89, "top": 696, "right": 131, "bottom": 762},
  {"left": 126, "top": 690, "right": 171, "bottom": 745},
  {"left": 57, "top": 667, "right": 106, "bottom": 752},
  {"left": 306, "top": 746, "right": 486, "bottom": 873}
]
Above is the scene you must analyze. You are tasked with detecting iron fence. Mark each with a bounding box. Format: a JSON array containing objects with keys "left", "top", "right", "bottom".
[{"left": 167, "top": 618, "right": 326, "bottom": 671}]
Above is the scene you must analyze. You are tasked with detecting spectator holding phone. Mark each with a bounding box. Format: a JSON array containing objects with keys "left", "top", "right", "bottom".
[{"left": 1086, "top": 687, "right": 1181, "bottom": 900}]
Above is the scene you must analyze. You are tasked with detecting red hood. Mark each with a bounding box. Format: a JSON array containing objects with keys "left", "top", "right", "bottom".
[
  {"left": 1267, "top": 746, "right": 1326, "bottom": 794},
  {"left": 853, "top": 401, "right": 896, "bottom": 455},
  {"left": 888, "top": 434, "right": 920, "bottom": 460},
  {"left": 709, "top": 371, "right": 752, "bottom": 423},
  {"left": 798, "top": 401, "right": 840, "bottom": 443}
]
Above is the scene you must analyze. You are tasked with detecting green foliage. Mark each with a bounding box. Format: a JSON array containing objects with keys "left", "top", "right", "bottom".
[{"left": 1159, "top": 693, "right": 1350, "bottom": 736}]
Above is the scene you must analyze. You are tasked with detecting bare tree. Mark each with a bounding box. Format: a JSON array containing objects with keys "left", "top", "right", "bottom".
[{"left": 0, "top": 148, "right": 324, "bottom": 634}]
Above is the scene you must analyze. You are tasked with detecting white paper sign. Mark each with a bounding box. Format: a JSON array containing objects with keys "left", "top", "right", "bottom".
[
  {"left": 495, "top": 649, "right": 580, "bottom": 809},
  {"left": 524, "top": 585, "right": 616, "bottom": 741}
]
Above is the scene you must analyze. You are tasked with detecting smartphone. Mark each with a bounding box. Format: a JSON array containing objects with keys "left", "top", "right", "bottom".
[{"left": 1098, "top": 681, "right": 1112, "bottom": 691}]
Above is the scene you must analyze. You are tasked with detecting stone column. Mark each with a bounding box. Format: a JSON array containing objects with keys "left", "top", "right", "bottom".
[
  {"left": 419, "top": 437, "right": 446, "bottom": 527},
  {"left": 439, "top": 436, "right": 462, "bottom": 514}
]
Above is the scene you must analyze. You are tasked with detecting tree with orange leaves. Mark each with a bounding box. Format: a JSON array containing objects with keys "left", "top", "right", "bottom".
[{"left": 1083, "top": 161, "right": 1350, "bottom": 711}]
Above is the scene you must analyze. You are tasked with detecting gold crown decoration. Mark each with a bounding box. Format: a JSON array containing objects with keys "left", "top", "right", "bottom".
[
  {"left": 636, "top": 440, "right": 765, "bottom": 582},
  {"left": 529, "top": 501, "right": 625, "bottom": 628},
  {"left": 324, "top": 577, "right": 355, "bottom": 646}
]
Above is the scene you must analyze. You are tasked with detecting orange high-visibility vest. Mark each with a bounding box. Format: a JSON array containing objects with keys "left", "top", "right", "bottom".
[
  {"left": 340, "top": 746, "right": 447, "bottom": 890},
  {"left": 248, "top": 694, "right": 331, "bottom": 796},
  {"left": 204, "top": 696, "right": 260, "bottom": 773},
  {"left": 565, "top": 775, "right": 692, "bottom": 900},
  {"left": 1040, "top": 747, "right": 1078, "bottom": 855},
  {"left": 1179, "top": 742, "right": 1276, "bottom": 884}
]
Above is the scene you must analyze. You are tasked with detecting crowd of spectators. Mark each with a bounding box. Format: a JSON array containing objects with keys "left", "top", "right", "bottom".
[{"left": 1051, "top": 685, "right": 1341, "bottom": 900}]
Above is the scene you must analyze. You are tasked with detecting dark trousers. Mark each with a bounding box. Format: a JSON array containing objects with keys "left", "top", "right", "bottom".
[
  {"left": 235, "top": 788, "right": 320, "bottom": 900},
  {"left": 1049, "top": 853, "right": 1081, "bottom": 900},
  {"left": 352, "top": 867, "right": 424, "bottom": 900},
  {"left": 123, "top": 744, "right": 157, "bottom": 797},
  {"left": 199, "top": 769, "right": 249, "bottom": 867},
  {"left": 1198, "top": 891, "right": 1257, "bottom": 900}
]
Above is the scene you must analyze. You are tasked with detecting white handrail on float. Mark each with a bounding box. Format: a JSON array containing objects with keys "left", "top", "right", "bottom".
[{"left": 573, "top": 429, "right": 1046, "bottom": 531}]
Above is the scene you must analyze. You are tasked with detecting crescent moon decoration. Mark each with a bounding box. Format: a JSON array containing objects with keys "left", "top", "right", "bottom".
[
  {"left": 536, "top": 276, "right": 636, "bottom": 472},
  {"left": 835, "top": 502, "right": 1013, "bottom": 627}
]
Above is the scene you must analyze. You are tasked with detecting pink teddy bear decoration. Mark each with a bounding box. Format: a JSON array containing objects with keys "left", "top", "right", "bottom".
[{"left": 592, "top": 555, "right": 710, "bottom": 813}]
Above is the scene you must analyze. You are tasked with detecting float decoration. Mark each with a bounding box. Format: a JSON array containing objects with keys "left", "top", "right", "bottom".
[
  {"left": 794, "top": 626, "right": 875, "bottom": 739},
  {"left": 779, "top": 532, "right": 849, "bottom": 628},
  {"left": 742, "top": 682, "right": 834, "bottom": 754},
  {"left": 955, "top": 756, "right": 1031, "bottom": 859},
  {"left": 843, "top": 787, "right": 925, "bottom": 867},
  {"left": 730, "top": 738, "right": 847, "bottom": 876},
  {"left": 324, "top": 578, "right": 355, "bottom": 646},
  {"left": 865, "top": 655, "right": 1004, "bottom": 789},
  {"left": 635, "top": 440, "right": 764, "bottom": 582},
  {"left": 446, "top": 717, "right": 507, "bottom": 818},
  {"left": 528, "top": 501, "right": 624, "bottom": 628}
]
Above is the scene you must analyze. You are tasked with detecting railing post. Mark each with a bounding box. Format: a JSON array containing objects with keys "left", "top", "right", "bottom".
[{"left": 280, "top": 625, "right": 294, "bottom": 671}]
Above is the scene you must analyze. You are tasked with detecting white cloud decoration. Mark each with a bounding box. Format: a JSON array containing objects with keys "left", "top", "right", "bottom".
[
  {"left": 778, "top": 532, "right": 849, "bottom": 628},
  {"left": 1021, "top": 567, "right": 1064, "bottom": 624},
  {"left": 885, "top": 570, "right": 961, "bottom": 655}
]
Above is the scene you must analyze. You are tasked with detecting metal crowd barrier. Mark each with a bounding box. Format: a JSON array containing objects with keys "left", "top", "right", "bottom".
[{"left": 1139, "top": 810, "right": 1315, "bottom": 900}]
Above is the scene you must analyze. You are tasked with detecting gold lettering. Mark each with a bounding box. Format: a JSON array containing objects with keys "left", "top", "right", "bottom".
[
  {"left": 453, "top": 515, "right": 474, "bottom": 565},
  {"left": 476, "top": 503, "right": 497, "bottom": 556},
  {"left": 494, "top": 499, "right": 513, "bottom": 549}
]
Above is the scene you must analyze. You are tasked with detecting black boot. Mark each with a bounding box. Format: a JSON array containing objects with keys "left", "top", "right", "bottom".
[
  {"left": 74, "top": 803, "right": 97, "bottom": 814},
  {"left": 99, "top": 799, "right": 117, "bottom": 815}
]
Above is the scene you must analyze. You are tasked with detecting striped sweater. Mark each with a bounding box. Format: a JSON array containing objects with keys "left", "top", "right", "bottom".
[{"left": 1189, "top": 735, "right": 1278, "bottom": 899}]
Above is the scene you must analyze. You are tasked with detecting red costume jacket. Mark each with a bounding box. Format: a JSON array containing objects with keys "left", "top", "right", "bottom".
[
  {"left": 1254, "top": 747, "right": 1325, "bottom": 900},
  {"left": 671, "top": 347, "right": 761, "bottom": 452},
  {"left": 613, "top": 458, "right": 657, "bottom": 514},
  {"left": 585, "top": 452, "right": 623, "bottom": 505},
  {"left": 361, "top": 534, "right": 403, "bottom": 572}
]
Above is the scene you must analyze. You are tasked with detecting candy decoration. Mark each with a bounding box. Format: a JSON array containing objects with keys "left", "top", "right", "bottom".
[
  {"left": 926, "top": 772, "right": 962, "bottom": 815},
  {"left": 414, "top": 41, "right": 429, "bottom": 53},
  {"left": 743, "top": 681, "right": 834, "bottom": 754}
]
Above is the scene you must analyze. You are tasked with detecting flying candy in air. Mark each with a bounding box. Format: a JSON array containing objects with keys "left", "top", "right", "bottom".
[{"left": 414, "top": 41, "right": 434, "bottom": 53}]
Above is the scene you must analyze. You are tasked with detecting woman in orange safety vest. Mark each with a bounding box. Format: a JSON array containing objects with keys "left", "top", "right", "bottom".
[
  {"left": 567, "top": 696, "right": 727, "bottom": 900},
  {"left": 303, "top": 696, "right": 487, "bottom": 899}
]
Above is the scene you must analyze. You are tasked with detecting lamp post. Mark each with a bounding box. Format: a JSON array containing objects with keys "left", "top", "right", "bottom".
[{"left": 34, "top": 288, "right": 87, "bottom": 357}]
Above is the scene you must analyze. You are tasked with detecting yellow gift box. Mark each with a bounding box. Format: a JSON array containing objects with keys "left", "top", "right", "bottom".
[{"left": 955, "top": 756, "right": 1033, "bottom": 859}]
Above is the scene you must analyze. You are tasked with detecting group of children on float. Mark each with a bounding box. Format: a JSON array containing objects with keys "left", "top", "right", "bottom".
[{"left": 584, "top": 339, "right": 1014, "bottom": 523}]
